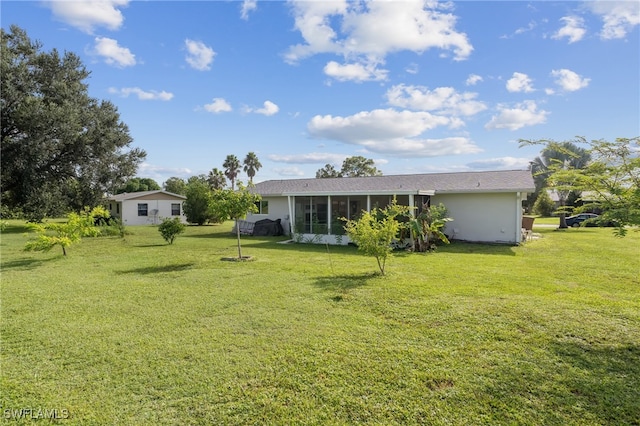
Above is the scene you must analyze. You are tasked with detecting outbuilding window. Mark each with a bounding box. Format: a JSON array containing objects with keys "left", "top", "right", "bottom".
[
  {"left": 171, "top": 203, "right": 181, "bottom": 216},
  {"left": 138, "top": 203, "right": 148, "bottom": 216}
]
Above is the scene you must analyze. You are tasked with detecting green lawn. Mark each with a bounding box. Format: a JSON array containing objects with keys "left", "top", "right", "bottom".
[{"left": 1, "top": 221, "right": 639, "bottom": 425}]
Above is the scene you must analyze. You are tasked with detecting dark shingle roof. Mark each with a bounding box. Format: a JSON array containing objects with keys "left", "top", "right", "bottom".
[
  {"left": 253, "top": 170, "right": 534, "bottom": 196},
  {"left": 107, "top": 190, "right": 186, "bottom": 201}
]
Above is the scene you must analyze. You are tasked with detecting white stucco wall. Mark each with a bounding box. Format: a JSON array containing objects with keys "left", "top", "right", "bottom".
[
  {"left": 246, "top": 197, "right": 291, "bottom": 234},
  {"left": 114, "top": 199, "right": 187, "bottom": 226},
  {"left": 432, "top": 192, "right": 521, "bottom": 244}
]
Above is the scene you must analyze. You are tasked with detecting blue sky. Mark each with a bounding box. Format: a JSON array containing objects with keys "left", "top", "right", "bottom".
[{"left": 3, "top": 1, "right": 639, "bottom": 185}]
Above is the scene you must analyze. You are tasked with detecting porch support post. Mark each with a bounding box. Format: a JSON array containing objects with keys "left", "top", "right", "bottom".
[
  {"left": 516, "top": 192, "right": 522, "bottom": 243},
  {"left": 287, "top": 195, "right": 294, "bottom": 236},
  {"left": 327, "top": 195, "right": 332, "bottom": 235}
]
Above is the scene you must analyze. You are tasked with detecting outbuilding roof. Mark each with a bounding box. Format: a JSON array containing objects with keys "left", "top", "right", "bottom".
[
  {"left": 253, "top": 170, "right": 534, "bottom": 196},
  {"left": 106, "top": 190, "right": 186, "bottom": 201}
]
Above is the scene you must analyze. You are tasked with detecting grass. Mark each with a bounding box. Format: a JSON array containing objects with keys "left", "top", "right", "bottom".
[{"left": 1, "top": 220, "right": 639, "bottom": 425}]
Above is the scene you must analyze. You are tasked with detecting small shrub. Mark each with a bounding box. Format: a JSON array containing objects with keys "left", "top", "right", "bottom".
[
  {"left": 158, "top": 217, "right": 186, "bottom": 244},
  {"left": 533, "top": 190, "right": 555, "bottom": 217}
]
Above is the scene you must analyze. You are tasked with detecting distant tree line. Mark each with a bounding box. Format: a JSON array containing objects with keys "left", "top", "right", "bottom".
[{"left": 316, "top": 156, "right": 382, "bottom": 178}]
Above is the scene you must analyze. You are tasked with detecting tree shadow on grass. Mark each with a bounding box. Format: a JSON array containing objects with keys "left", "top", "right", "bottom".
[
  {"left": 477, "top": 339, "right": 640, "bottom": 424},
  {"left": 116, "top": 263, "right": 196, "bottom": 275},
  {"left": 437, "top": 240, "right": 518, "bottom": 256},
  {"left": 1, "top": 257, "right": 56, "bottom": 271},
  {"left": 548, "top": 340, "right": 640, "bottom": 424},
  {"left": 313, "top": 272, "right": 378, "bottom": 297}
]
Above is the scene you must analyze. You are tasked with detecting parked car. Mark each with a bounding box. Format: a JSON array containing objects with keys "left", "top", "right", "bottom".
[{"left": 565, "top": 213, "right": 599, "bottom": 227}]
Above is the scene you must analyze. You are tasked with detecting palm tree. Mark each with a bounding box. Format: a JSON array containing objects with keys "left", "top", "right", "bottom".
[
  {"left": 207, "top": 168, "right": 226, "bottom": 190},
  {"left": 223, "top": 155, "right": 241, "bottom": 190},
  {"left": 243, "top": 152, "right": 262, "bottom": 183}
]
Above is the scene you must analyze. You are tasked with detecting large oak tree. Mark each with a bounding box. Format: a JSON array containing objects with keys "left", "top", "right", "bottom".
[{"left": 1, "top": 26, "right": 145, "bottom": 220}]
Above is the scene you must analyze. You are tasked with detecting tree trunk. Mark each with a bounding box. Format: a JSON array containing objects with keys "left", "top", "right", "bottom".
[{"left": 235, "top": 218, "right": 242, "bottom": 259}]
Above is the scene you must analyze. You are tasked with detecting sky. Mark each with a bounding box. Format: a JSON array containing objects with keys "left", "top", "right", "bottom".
[{"left": 2, "top": 0, "right": 639, "bottom": 186}]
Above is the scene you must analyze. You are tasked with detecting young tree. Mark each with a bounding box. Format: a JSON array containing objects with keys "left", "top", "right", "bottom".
[
  {"left": 24, "top": 207, "right": 106, "bottom": 256},
  {"left": 212, "top": 183, "right": 260, "bottom": 260},
  {"left": 223, "top": 155, "right": 241, "bottom": 190},
  {"left": 158, "top": 217, "right": 186, "bottom": 244},
  {"left": 343, "top": 200, "right": 410, "bottom": 275},
  {"left": 163, "top": 177, "right": 187, "bottom": 195},
  {"left": 1, "top": 26, "right": 145, "bottom": 220},
  {"left": 207, "top": 168, "right": 226, "bottom": 191},
  {"left": 243, "top": 152, "right": 262, "bottom": 183}
]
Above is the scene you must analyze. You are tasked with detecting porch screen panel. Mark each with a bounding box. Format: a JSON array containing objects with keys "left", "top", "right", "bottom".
[
  {"left": 331, "top": 196, "right": 349, "bottom": 235},
  {"left": 370, "top": 195, "right": 391, "bottom": 210},
  {"left": 348, "top": 196, "right": 368, "bottom": 221},
  {"left": 294, "top": 196, "right": 311, "bottom": 233},
  {"left": 395, "top": 195, "right": 410, "bottom": 207},
  {"left": 313, "top": 196, "right": 328, "bottom": 234},
  {"left": 294, "top": 196, "right": 329, "bottom": 234}
]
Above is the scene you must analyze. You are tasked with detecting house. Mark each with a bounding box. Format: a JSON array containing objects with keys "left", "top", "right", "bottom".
[
  {"left": 105, "top": 190, "right": 187, "bottom": 226},
  {"left": 247, "top": 170, "right": 535, "bottom": 245}
]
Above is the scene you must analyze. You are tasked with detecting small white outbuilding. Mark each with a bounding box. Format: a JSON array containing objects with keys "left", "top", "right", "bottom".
[{"left": 105, "top": 190, "right": 187, "bottom": 226}]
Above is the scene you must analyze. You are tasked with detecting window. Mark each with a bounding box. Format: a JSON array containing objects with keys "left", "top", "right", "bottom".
[
  {"left": 254, "top": 200, "right": 269, "bottom": 214},
  {"left": 171, "top": 203, "right": 181, "bottom": 216},
  {"left": 138, "top": 203, "right": 148, "bottom": 216}
]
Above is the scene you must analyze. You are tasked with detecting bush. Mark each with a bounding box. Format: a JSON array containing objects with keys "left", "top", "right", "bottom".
[
  {"left": 533, "top": 190, "right": 555, "bottom": 217},
  {"left": 158, "top": 217, "right": 186, "bottom": 244}
]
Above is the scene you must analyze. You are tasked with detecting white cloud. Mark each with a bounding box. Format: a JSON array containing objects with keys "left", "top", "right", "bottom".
[
  {"left": 323, "top": 60, "right": 388, "bottom": 82},
  {"left": 251, "top": 100, "right": 279, "bottom": 116},
  {"left": 185, "top": 39, "right": 215, "bottom": 71},
  {"left": 204, "top": 98, "right": 232, "bottom": 113},
  {"left": 485, "top": 101, "right": 549, "bottom": 131},
  {"left": 46, "top": 0, "right": 128, "bottom": 34},
  {"left": 240, "top": 0, "right": 257, "bottom": 20},
  {"left": 551, "top": 69, "right": 590, "bottom": 91},
  {"left": 93, "top": 37, "right": 136, "bottom": 67},
  {"left": 466, "top": 157, "right": 533, "bottom": 170},
  {"left": 386, "top": 84, "right": 487, "bottom": 116},
  {"left": 108, "top": 87, "right": 173, "bottom": 101},
  {"left": 273, "top": 167, "right": 305, "bottom": 177},
  {"left": 138, "top": 162, "right": 192, "bottom": 178},
  {"left": 307, "top": 108, "right": 481, "bottom": 157},
  {"left": 506, "top": 72, "right": 535, "bottom": 93},
  {"left": 268, "top": 152, "right": 346, "bottom": 164},
  {"left": 466, "top": 74, "right": 483, "bottom": 86},
  {"left": 285, "top": 0, "right": 473, "bottom": 65},
  {"left": 405, "top": 63, "right": 419, "bottom": 75},
  {"left": 588, "top": 1, "right": 640, "bottom": 40},
  {"left": 552, "top": 16, "right": 586, "bottom": 43}
]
